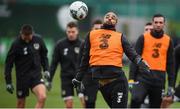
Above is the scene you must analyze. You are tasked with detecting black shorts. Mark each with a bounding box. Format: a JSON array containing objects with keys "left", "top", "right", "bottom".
[
  {"left": 16, "top": 73, "right": 44, "bottom": 98},
  {"left": 61, "top": 76, "right": 83, "bottom": 99}
]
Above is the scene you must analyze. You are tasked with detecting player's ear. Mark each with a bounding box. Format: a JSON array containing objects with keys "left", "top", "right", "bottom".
[{"left": 114, "top": 17, "right": 118, "bottom": 25}]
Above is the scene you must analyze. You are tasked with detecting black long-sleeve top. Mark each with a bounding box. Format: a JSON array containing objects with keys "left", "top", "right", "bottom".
[
  {"left": 4, "top": 35, "right": 49, "bottom": 84},
  {"left": 129, "top": 30, "right": 175, "bottom": 87}
]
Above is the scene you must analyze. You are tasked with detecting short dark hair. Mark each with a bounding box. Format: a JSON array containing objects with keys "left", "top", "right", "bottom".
[
  {"left": 92, "top": 19, "right": 103, "bottom": 25},
  {"left": 145, "top": 22, "right": 152, "bottom": 26},
  {"left": 20, "top": 24, "right": 34, "bottom": 35},
  {"left": 67, "top": 21, "right": 78, "bottom": 28},
  {"left": 152, "top": 13, "right": 165, "bottom": 22}
]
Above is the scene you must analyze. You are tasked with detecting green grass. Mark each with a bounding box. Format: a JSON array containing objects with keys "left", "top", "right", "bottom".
[
  {"left": 0, "top": 64, "right": 180, "bottom": 108},
  {"left": 0, "top": 65, "right": 108, "bottom": 108}
]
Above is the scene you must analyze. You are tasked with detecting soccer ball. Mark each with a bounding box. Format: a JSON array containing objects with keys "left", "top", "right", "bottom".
[{"left": 69, "top": 1, "right": 88, "bottom": 20}]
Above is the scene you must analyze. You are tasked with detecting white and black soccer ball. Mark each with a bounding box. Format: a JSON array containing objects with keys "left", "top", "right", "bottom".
[{"left": 69, "top": 1, "right": 88, "bottom": 20}]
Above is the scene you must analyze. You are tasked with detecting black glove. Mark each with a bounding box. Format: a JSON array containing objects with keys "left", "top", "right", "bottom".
[
  {"left": 45, "top": 82, "right": 52, "bottom": 91},
  {"left": 167, "top": 87, "right": 175, "bottom": 97},
  {"left": 72, "top": 78, "right": 85, "bottom": 92},
  {"left": 137, "top": 59, "right": 150, "bottom": 73},
  {"left": 6, "top": 84, "right": 14, "bottom": 94},
  {"left": 44, "top": 71, "right": 50, "bottom": 81}
]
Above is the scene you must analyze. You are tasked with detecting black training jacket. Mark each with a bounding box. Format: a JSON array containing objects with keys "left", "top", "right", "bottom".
[
  {"left": 50, "top": 38, "right": 82, "bottom": 81},
  {"left": 4, "top": 35, "right": 49, "bottom": 84}
]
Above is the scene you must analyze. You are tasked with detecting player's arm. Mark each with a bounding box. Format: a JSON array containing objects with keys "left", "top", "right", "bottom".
[
  {"left": 4, "top": 42, "right": 16, "bottom": 84},
  {"left": 166, "top": 39, "right": 175, "bottom": 88},
  {"left": 129, "top": 35, "right": 144, "bottom": 81},
  {"left": 4, "top": 41, "right": 16, "bottom": 94},
  {"left": 161, "top": 39, "right": 175, "bottom": 107},
  {"left": 121, "top": 34, "right": 149, "bottom": 74},
  {"left": 78, "top": 41, "right": 85, "bottom": 66},
  {"left": 45, "top": 42, "right": 62, "bottom": 91},
  {"left": 49, "top": 42, "right": 61, "bottom": 82},
  {"left": 174, "top": 45, "right": 180, "bottom": 85},
  {"left": 39, "top": 38, "right": 49, "bottom": 72},
  {"left": 39, "top": 38, "right": 51, "bottom": 87},
  {"left": 74, "top": 33, "right": 90, "bottom": 82}
]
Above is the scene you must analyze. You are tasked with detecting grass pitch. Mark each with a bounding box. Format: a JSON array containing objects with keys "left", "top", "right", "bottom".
[{"left": 0, "top": 65, "right": 179, "bottom": 108}]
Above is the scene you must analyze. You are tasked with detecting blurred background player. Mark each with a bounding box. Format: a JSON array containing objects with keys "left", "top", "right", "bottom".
[
  {"left": 49, "top": 22, "right": 85, "bottom": 108},
  {"left": 130, "top": 14, "right": 175, "bottom": 108},
  {"left": 81, "top": 19, "right": 103, "bottom": 108},
  {"left": 4, "top": 24, "right": 50, "bottom": 108},
  {"left": 144, "top": 22, "right": 153, "bottom": 33},
  {"left": 161, "top": 44, "right": 180, "bottom": 108},
  {"left": 91, "top": 19, "right": 103, "bottom": 30},
  {"left": 72, "top": 12, "right": 150, "bottom": 108}
]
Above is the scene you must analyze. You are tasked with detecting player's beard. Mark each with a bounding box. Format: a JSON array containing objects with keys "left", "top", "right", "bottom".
[
  {"left": 103, "top": 23, "right": 115, "bottom": 29},
  {"left": 21, "top": 35, "right": 33, "bottom": 43}
]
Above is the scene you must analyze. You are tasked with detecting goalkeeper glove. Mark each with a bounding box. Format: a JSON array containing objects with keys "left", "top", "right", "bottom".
[
  {"left": 45, "top": 81, "right": 52, "bottom": 91},
  {"left": 44, "top": 71, "right": 50, "bottom": 81},
  {"left": 72, "top": 78, "right": 85, "bottom": 92},
  {"left": 6, "top": 84, "right": 14, "bottom": 94}
]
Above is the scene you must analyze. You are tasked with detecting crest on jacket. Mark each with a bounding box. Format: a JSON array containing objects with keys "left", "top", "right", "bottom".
[
  {"left": 33, "top": 43, "right": 40, "bottom": 50},
  {"left": 74, "top": 47, "right": 80, "bottom": 54}
]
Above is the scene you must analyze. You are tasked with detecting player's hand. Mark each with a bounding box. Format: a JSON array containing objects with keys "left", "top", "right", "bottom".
[
  {"left": 137, "top": 60, "right": 150, "bottom": 73},
  {"left": 44, "top": 71, "right": 50, "bottom": 81},
  {"left": 45, "top": 82, "right": 52, "bottom": 91},
  {"left": 6, "top": 84, "right": 14, "bottom": 94},
  {"left": 161, "top": 96, "right": 173, "bottom": 108},
  {"left": 72, "top": 78, "right": 85, "bottom": 92},
  {"left": 161, "top": 87, "right": 174, "bottom": 108}
]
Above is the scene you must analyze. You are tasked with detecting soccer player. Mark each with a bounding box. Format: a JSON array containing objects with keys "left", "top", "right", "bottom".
[
  {"left": 81, "top": 19, "right": 103, "bottom": 108},
  {"left": 129, "top": 14, "right": 175, "bottom": 108},
  {"left": 4, "top": 24, "right": 50, "bottom": 108},
  {"left": 72, "top": 12, "right": 150, "bottom": 108},
  {"left": 49, "top": 22, "right": 85, "bottom": 108}
]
